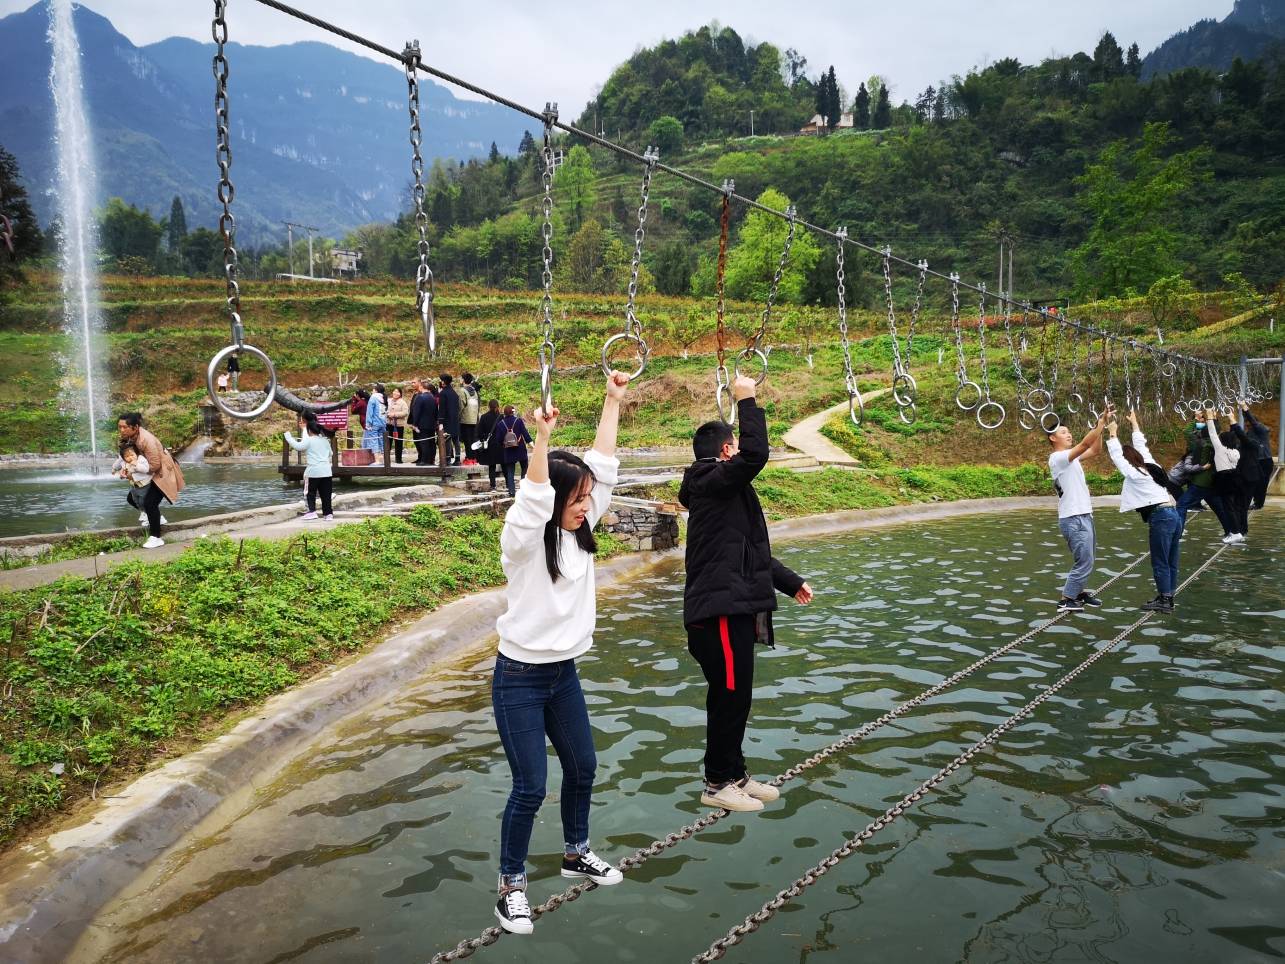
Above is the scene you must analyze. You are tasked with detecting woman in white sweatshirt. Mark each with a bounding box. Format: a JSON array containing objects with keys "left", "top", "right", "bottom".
[
  {"left": 491, "top": 370, "right": 629, "bottom": 936},
  {"left": 1105, "top": 410, "right": 1186, "bottom": 613}
]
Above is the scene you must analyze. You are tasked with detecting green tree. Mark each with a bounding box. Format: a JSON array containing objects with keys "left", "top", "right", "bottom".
[
  {"left": 166, "top": 196, "right": 187, "bottom": 253},
  {"left": 0, "top": 144, "right": 42, "bottom": 282},
  {"left": 725, "top": 188, "right": 822, "bottom": 304},
  {"left": 1070, "top": 123, "right": 1210, "bottom": 297},
  {"left": 98, "top": 198, "right": 162, "bottom": 267},
  {"left": 1092, "top": 32, "right": 1125, "bottom": 81},
  {"left": 1125, "top": 42, "right": 1142, "bottom": 78},
  {"left": 853, "top": 82, "right": 870, "bottom": 129},
  {"left": 1145, "top": 274, "right": 1197, "bottom": 327},
  {"left": 872, "top": 85, "right": 892, "bottom": 129},
  {"left": 663, "top": 308, "right": 713, "bottom": 357},
  {"left": 647, "top": 115, "right": 684, "bottom": 155},
  {"left": 554, "top": 145, "right": 597, "bottom": 232},
  {"left": 181, "top": 227, "right": 224, "bottom": 277},
  {"left": 653, "top": 239, "right": 692, "bottom": 295},
  {"left": 1222, "top": 57, "right": 1265, "bottom": 109},
  {"left": 563, "top": 218, "right": 606, "bottom": 291}
]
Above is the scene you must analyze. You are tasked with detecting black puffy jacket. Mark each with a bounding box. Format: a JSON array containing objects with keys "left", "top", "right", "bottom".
[{"left": 679, "top": 398, "right": 805, "bottom": 635}]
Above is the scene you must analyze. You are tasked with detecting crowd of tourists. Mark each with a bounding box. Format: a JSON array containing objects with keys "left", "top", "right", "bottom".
[{"left": 1048, "top": 399, "right": 1274, "bottom": 615}]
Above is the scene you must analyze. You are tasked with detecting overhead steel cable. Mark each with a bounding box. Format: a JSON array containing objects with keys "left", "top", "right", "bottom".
[{"left": 247, "top": 0, "right": 1237, "bottom": 377}]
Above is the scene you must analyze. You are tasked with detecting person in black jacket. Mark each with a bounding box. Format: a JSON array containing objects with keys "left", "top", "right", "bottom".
[
  {"left": 1241, "top": 400, "right": 1275, "bottom": 509},
  {"left": 477, "top": 398, "right": 502, "bottom": 490},
  {"left": 438, "top": 373, "right": 461, "bottom": 466},
  {"left": 679, "top": 374, "right": 813, "bottom": 814},
  {"left": 408, "top": 379, "right": 439, "bottom": 466}
]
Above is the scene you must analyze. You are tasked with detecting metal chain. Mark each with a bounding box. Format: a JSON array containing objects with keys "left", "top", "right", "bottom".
[
  {"left": 748, "top": 207, "right": 796, "bottom": 356},
  {"left": 998, "top": 302, "right": 1030, "bottom": 389},
  {"left": 537, "top": 104, "right": 558, "bottom": 411},
  {"left": 1122, "top": 338, "right": 1134, "bottom": 410},
  {"left": 404, "top": 40, "right": 436, "bottom": 357},
  {"left": 881, "top": 248, "right": 905, "bottom": 375},
  {"left": 690, "top": 543, "right": 1228, "bottom": 964},
  {"left": 206, "top": 0, "right": 275, "bottom": 420},
  {"left": 835, "top": 229, "right": 862, "bottom": 425},
  {"left": 905, "top": 260, "right": 927, "bottom": 361},
  {"left": 976, "top": 286, "right": 992, "bottom": 396},
  {"left": 602, "top": 148, "right": 657, "bottom": 379},
  {"left": 950, "top": 275, "right": 969, "bottom": 385},
  {"left": 426, "top": 545, "right": 1154, "bottom": 964},
  {"left": 714, "top": 181, "right": 734, "bottom": 423}
]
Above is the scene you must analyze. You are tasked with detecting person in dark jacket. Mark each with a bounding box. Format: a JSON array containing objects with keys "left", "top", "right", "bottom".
[
  {"left": 348, "top": 390, "right": 368, "bottom": 451},
  {"left": 438, "top": 373, "right": 461, "bottom": 465},
  {"left": 409, "top": 379, "right": 439, "bottom": 466},
  {"left": 491, "top": 404, "right": 533, "bottom": 497},
  {"left": 1174, "top": 421, "right": 1233, "bottom": 536},
  {"left": 1241, "top": 400, "right": 1275, "bottom": 509},
  {"left": 477, "top": 398, "right": 502, "bottom": 490},
  {"left": 679, "top": 374, "right": 812, "bottom": 814}
]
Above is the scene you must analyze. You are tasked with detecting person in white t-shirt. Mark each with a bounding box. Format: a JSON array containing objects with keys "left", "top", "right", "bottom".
[
  {"left": 1046, "top": 407, "right": 1112, "bottom": 612},
  {"left": 490, "top": 370, "right": 630, "bottom": 936}
]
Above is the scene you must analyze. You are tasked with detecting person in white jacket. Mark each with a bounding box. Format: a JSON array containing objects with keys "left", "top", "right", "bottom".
[
  {"left": 1106, "top": 410, "right": 1186, "bottom": 613},
  {"left": 490, "top": 370, "right": 629, "bottom": 936}
]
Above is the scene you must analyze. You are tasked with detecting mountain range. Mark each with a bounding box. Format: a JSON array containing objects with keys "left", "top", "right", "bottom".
[
  {"left": 0, "top": 1, "right": 530, "bottom": 244},
  {"left": 1143, "top": 0, "right": 1285, "bottom": 77}
]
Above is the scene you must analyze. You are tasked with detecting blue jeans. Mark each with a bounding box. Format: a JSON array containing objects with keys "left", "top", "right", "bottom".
[
  {"left": 1175, "top": 483, "right": 1232, "bottom": 534},
  {"left": 1057, "top": 513, "right": 1096, "bottom": 599},
  {"left": 492, "top": 654, "right": 596, "bottom": 883},
  {"left": 1147, "top": 506, "right": 1183, "bottom": 595}
]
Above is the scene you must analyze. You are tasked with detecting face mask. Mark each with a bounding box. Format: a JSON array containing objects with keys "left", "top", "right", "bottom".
[{"left": 1195, "top": 422, "right": 1205, "bottom": 430}]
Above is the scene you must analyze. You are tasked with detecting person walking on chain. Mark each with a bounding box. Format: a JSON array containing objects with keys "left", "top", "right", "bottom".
[
  {"left": 1240, "top": 400, "right": 1274, "bottom": 509},
  {"left": 680, "top": 374, "right": 813, "bottom": 814},
  {"left": 285, "top": 413, "right": 335, "bottom": 520},
  {"left": 438, "top": 373, "right": 461, "bottom": 465},
  {"left": 1175, "top": 417, "right": 1234, "bottom": 536},
  {"left": 1105, "top": 410, "right": 1185, "bottom": 613},
  {"left": 1206, "top": 408, "right": 1249, "bottom": 543},
  {"left": 117, "top": 412, "right": 185, "bottom": 549},
  {"left": 409, "top": 379, "right": 439, "bottom": 466},
  {"left": 1047, "top": 407, "right": 1111, "bottom": 612},
  {"left": 489, "top": 371, "right": 631, "bottom": 935},
  {"left": 459, "top": 372, "right": 481, "bottom": 459}
]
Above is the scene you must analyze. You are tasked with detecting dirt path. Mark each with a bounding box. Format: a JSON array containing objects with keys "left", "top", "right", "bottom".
[{"left": 780, "top": 387, "right": 890, "bottom": 464}]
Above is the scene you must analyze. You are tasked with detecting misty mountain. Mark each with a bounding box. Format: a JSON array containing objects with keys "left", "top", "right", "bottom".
[
  {"left": 1142, "top": 0, "right": 1285, "bottom": 78},
  {"left": 0, "top": 1, "right": 530, "bottom": 244}
]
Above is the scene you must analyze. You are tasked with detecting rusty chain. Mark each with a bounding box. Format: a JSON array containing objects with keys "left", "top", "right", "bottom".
[
  {"left": 690, "top": 543, "right": 1229, "bottom": 963},
  {"left": 426, "top": 547, "right": 1154, "bottom": 963}
]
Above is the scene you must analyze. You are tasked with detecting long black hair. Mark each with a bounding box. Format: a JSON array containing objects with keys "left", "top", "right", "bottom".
[
  {"left": 544, "top": 451, "right": 598, "bottom": 582},
  {"left": 1122, "top": 444, "right": 1183, "bottom": 501}
]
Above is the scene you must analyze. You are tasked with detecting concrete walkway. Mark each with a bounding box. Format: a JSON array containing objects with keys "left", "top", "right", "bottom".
[{"left": 780, "top": 387, "right": 890, "bottom": 465}]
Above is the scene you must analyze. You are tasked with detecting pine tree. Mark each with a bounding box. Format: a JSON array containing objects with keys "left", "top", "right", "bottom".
[
  {"left": 517, "top": 130, "right": 536, "bottom": 155},
  {"left": 854, "top": 82, "right": 870, "bottom": 129},
  {"left": 1125, "top": 42, "right": 1142, "bottom": 78},
  {"left": 872, "top": 85, "right": 892, "bottom": 129},
  {"left": 814, "top": 68, "right": 833, "bottom": 126},
  {"left": 915, "top": 85, "right": 936, "bottom": 122},
  {"left": 167, "top": 196, "right": 187, "bottom": 253},
  {"left": 1093, "top": 31, "right": 1125, "bottom": 81},
  {"left": 0, "top": 145, "right": 41, "bottom": 269},
  {"left": 489, "top": 141, "right": 501, "bottom": 163},
  {"left": 826, "top": 66, "right": 840, "bottom": 129}
]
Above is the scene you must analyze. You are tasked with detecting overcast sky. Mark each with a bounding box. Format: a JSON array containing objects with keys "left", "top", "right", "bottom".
[{"left": 5, "top": 0, "right": 1232, "bottom": 116}]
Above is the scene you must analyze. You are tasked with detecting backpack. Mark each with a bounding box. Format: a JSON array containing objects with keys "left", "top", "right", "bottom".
[
  {"left": 502, "top": 417, "right": 520, "bottom": 448},
  {"left": 462, "top": 384, "right": 480, "bottom": 422}
]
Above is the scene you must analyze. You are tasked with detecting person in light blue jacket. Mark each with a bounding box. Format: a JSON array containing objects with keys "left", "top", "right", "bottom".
[
  {"left": 285, "top": 413, "right": 334, "bottom": 520},
  {"left": 362, "top": 383, "right": 387, "bottom": 455}
]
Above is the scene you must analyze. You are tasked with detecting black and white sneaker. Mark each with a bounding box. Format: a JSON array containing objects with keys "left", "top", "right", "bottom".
[
  {"left": 561, "top": 849, "right": 624, "bottom": 886},
  {"left": 1056, "top": 596, "right": 1084, "bottom": 613},
  {"left": 1077, "top": 592, "right": 1103, "bottom": 608},
  {"left": 494, "top": 889, "right": 534, "bottom": 935}
]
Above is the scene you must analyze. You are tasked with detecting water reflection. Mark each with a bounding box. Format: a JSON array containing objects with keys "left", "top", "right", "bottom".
[{"left": 73, "top": 508, "right": 1285, "bottom": 963}]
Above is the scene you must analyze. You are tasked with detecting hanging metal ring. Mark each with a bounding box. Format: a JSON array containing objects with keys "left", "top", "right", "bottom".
[
  {"left": 848, "top": 388, "right": 864, "bottom": 426},
  {"left": 955, "top": 380, "right": 982, "bottom": 411},
  {"left": 734, "top": 347, "right": 770, "bottom": 385},
  {"left": 892, "top": 371, "right": 917, "bottom": 406},
  {"left": 600, "top": 332, "right": 649, "bottom": 381},
  {"left": 1024, "top": 387, "right": 1052, "bottom": 412},
  {"left": 897, "top": 401, "right": 917, "bottom": 425},
  {"left": 1160, "top": 361, "right": 1177, "bottom": 377},
  {"left": 1040, "top": 410, "right": 1062, "bottom": 433},
  {"left": 1018, "top": 406, "right": 1038, "bottom": 431},
  {"left": 976, "top": 400, "right": 1006, "bottom": 430},
  {"left": 420, "top": 294, "right": 437, "bottom": 356},
  {"left": 1065, "top": 391, "right": 1084, "bottom": 414},
  {"left": 715, "top": 364, "right": 737, "bottom": 425},
  {"left": 538, "top": 343, "right": 556, "bottom": 413},
  {"left": 206, "top": 344, "right": 276, "bottom": 420}
]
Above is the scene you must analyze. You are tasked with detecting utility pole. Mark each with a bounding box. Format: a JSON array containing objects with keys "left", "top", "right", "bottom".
[
  {"left": 749, "top": 109, "right": 755, "bottom": 136},
  {"left": 997, "top": 231, "right": 1015, "bottom": 301},
  {"left": 282, "top": 220, "right": 320, "bottom": 279}
]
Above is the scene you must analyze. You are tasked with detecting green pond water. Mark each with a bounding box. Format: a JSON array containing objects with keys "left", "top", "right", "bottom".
[{"left": 72, "top": 507, "right": 1285, "bottom": 963}]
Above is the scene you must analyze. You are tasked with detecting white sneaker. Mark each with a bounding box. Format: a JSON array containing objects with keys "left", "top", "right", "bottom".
[
  {"left": 1231, "top": 533, "right": 1247, "bottom": 544},
  {"left": 1222, "top": 534, "right": 1238, "bottom": 544},
  {"left": 700, "top": 782, "right": 764, "bottom": 812},
  {"left": 323, "top": 514, "right": 335, "bottom": 521},
  {"left": 494, "top": 889, "right": 533, "bottom": 935},
  {"left": 740, "top": 777, "right": 780, "bottom": 803},
  {"left": 142, "top": 536, "right": 165, "bottom": 549},
  {"left": 300, "top": 512, "right": 319, "bottom": 521},
  {"left": 561, "top": 849, "right": 623, "bottom": 885},
  {"left": 138, "top": 511, "right": 147, "bottom": 524}
]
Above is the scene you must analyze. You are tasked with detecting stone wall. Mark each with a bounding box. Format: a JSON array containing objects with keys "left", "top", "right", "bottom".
[{"left": 600, "top": 502, "right": 680, "bottom": 552}]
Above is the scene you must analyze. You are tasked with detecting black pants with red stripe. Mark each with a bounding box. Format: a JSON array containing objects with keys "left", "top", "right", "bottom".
[{"left": 687, "top": 614, "right": 757, "bottom": 786}]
